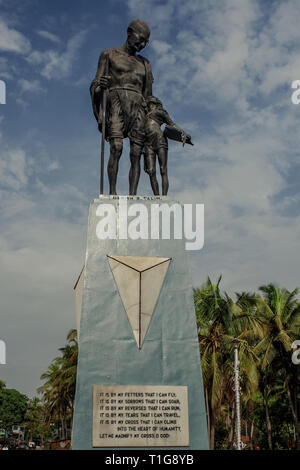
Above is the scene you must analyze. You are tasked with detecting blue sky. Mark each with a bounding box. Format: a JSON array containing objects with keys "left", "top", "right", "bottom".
[{"left": 1, "top": 0, "right": 300, "bottom": 396}]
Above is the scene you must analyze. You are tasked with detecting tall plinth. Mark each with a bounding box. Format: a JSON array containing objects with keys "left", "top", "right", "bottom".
[{"left": 72, "top": 196, "right": 209, "bottom": 450}]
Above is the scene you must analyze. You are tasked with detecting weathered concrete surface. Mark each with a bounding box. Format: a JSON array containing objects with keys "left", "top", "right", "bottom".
[{"left": 72, "top": 196, "right": 209, "bottom": 450}]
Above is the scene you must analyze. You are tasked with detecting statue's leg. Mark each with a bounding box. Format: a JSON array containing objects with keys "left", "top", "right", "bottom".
[
  {"left": 129, "top": 142, "right": 143, "bottom": 195},
  {"left": 107, "top": 138, "right": 123, "bottom": 195},
  {"left": 149, "top": 172, "right": 159, "bottom": 196},
  {"left": 157, "top": 148, "right": 169, "bottom": 196},
  {"left": 145, "top": 148, "right": 159, "bottom": 195}
]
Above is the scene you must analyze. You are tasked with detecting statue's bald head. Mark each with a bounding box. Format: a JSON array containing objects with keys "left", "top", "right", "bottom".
[
  {"left": 127, "top": 19, "right": 150, "bottom": 53},
  {"left": 127, "top": 19, "right": 150, "bottom": 39}
]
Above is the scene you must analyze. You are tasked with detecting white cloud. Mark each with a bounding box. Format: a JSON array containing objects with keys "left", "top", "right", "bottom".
[
  {"left": 129, "top": 0, "right": 300, "bottom": 109},
  {"left": 0, "top": 17, "right": 31, "bottom": 54},
  {"left": 128, "top": 0, "right": 176, "bottom": 37},
  {"left": 127, "top": 0, "right": 300, "bottom": 295},
  {"left": 0, "top": 136, "right": 88, "bottom": 395},
  {"left": 0, "top": 186, "right": 86, "bottom": 396},
  {"left": 18, "top": 78, "right": 43, "bottom": 94},
  {"left": 37, "top": 30, "right": 60, "bottom": 44},
  {"left": 0, "top": 148, "right": 30, "bottom": 190},
  {"left": 0, "top": 57, "right": 12, "bottom": 79},
  {"left": 27, "top": 29, "right": 87, "bottom": 80},
  {"left": 47, "top": 160, "right": 61, "bottom": 171}
]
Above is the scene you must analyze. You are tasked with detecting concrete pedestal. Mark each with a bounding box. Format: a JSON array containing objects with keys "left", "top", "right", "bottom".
[{"left": 72, "top": 196, "right": 208, "bottom": 450}]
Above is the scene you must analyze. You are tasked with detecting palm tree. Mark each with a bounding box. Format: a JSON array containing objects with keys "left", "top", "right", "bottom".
[
  {"left": 38, "top": 362, "right": 68, "bottom": 439},
  {"left": 254, "top": 283, "right": 300, "bottom": 449},
  {"left": 38, "top": 329, "right": 78, "bottom": 440},
  {"left": 57, "top": 329, "right": 78, "bottom": 431},
  {"left": 195, "top": 278, "right": 260, "bottom": 449}
]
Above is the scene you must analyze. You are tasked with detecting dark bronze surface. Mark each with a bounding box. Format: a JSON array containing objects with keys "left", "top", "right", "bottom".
[{"left": 90, "top": 19, "right": 193, "bottom": 196}]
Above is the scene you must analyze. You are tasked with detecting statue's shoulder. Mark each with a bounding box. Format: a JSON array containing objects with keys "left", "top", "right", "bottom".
[
  {"left": 100, "top": 48, "right": 114, "bottom": 57},
  {"left": 106, "top": 47, "right": 124, "bottom": 56},
  {"left": 99, "top": 47, "right": 121, "bottom": 58}
]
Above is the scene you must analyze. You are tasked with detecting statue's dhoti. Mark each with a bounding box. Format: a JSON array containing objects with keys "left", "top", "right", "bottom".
[{"left": 107, "top": 88, "right": 146, "bottom": 146}]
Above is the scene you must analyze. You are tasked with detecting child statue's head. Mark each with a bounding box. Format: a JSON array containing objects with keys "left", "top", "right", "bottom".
[{"left": 146, "top": 96, "right": 163, "bottom": 110}]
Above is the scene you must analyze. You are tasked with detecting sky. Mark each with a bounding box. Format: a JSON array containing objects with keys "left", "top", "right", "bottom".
[{"left": 0, "top": 0, "right": 300, "bottom": 397}]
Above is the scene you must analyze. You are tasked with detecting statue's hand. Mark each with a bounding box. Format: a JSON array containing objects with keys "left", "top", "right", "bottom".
[
  {"left": 186, "top": 134, "right": 194, "bottom": 146},
  {"left": 98, "top": 75, "right": 112, "bottom": 89},
  {"left": 181, "top": 132, "right": 191, "bottom": 146}
]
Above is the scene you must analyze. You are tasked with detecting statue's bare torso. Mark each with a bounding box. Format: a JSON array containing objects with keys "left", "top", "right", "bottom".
[
  {"left": 107, "top": 48, "right": 146, "bottom": 92},
  {"left": 95, "top": 46, "right": 150, "bottom": 96}
]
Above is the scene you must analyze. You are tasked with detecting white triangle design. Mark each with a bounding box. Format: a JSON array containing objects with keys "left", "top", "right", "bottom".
[
  {"left": 108, "top": 255, "right": 170, "bottom": 272},
  {"left": 107, "top": 255, "right": 171, "bottom": 348}
]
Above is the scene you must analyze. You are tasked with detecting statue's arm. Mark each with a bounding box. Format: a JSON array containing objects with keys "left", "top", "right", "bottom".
[
  {"left": 90, "top": 50, "right": 110, "bottom": 123},
  {"left": 91, "top": 50, "right": 110, "bottom": 93},
  {"left": 143, "top": 58, "right": 154, "bottom": 98},
  {"left": 162, "top": 109, "right": 192, "bottom": 142},
  {"left": 162, "top": 110, "right": 178, "bottom": 129}
]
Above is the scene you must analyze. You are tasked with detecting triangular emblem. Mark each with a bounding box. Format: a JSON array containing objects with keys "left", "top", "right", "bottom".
[{"left": 107, "top": 255, "right": 171, "bottom": 349}]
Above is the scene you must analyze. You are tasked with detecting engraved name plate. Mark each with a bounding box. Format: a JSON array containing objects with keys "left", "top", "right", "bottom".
[{"left": 92, "top": 385, "right": 189, "bottom": 447}]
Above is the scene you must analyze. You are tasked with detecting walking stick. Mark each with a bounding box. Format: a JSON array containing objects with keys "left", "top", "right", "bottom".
[{"left": 100, "top": 55, "right": 109, "bottom": 195}]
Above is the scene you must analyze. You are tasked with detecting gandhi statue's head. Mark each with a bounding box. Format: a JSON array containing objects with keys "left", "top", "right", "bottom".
[{"left": 127, "top": 19, "right": 150, "bottom": 53}]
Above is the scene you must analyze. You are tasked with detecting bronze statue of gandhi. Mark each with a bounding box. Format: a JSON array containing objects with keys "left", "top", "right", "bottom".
[{"left": 90, "top": 19, "right": 153, "bottom": 195}]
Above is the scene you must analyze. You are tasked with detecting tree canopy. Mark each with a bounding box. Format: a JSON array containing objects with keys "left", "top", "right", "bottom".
[{"left": 0, "top": 386, "right": 28, "bottom": 432}]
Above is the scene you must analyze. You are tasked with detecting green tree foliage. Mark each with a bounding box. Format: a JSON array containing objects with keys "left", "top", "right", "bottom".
[
  {"left": 0, "top": 387, "right": 28, "bottom": 432},
  {"left": 195, "top": 278, "right": 300, "bottom": 450},
  {"left": 38, "top": 329, "right": 78, "bottom": 440},
  {"left": 254, "top": 284, "right": 300, "bottom": 449},
  {"left": 194, "top": 277, "right": 261, "bottom": 449},
  {"left": 23, "top": 397, "right": 53, "bottom": 444}
]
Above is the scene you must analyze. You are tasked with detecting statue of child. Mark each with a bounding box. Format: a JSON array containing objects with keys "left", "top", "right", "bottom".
[{"left": 143, "top": 96, "right": 192, "bottom": 195}]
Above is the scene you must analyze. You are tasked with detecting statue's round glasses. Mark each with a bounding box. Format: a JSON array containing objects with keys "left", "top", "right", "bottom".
[{"left": 131, "top": 31, "right": 149, "bottom": 47}]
